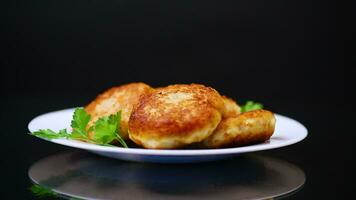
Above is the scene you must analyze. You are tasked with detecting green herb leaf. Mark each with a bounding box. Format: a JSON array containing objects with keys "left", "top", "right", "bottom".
[
  {"left": 92, "top": 111, "right": 127, "bottom": 147},
  {"left": 68, "top": 132, "right": 92, "bottom": 142},
  {"left": 29, "top": 184, "right": 58, "bottom": 198},
  {"left": 71, "top": 108, "right": 91, "bottom": 135},
  {"left": 30, "top": 108, "right": 128, "bottom": 148},
  {"left": 115, "top": 134, "right": 128, "bottom": 148},
  {"left": 240, "top": 101, "right": 264, "bottom": 113},
  {"left": 32, "top": 129, "right": 69, "bottom": 139}
]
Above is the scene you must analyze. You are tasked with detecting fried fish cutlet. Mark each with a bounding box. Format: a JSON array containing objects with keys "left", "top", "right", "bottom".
[
  {"left": 221, "top": 96, "right": 241, "bottom": 118},
  {"left": 201, "top": 109, "right": 276, "bottom": 148},
  {"left": 128, "top": 84, "right": 224, "bottom": 149},
  {"left": 85, "top": 82, "right": 154, "bottom": 140}
]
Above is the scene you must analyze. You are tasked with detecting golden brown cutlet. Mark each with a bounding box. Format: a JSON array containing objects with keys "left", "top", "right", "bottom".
[
  {"left": 128, "top": 84, "right": 224, "bottom": 149},
  {"left": 85, "top": 82, "right": 275, "bottom": 149},
  {"left": 201, "top": 109, "right": 276, "bottom": 148},
  {"left": 221, "top": 95, "right": 241, "bottom": 118},
  {"left": 85, "top": 82, "right": 154, "bottom": 140}
]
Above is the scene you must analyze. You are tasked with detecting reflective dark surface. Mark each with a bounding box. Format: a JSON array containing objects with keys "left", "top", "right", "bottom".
[{"left": 28, "top": 151, "right": 305, "bottom": 200}]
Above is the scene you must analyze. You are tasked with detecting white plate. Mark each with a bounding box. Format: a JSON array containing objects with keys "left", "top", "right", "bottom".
[{"left": 28, "top": 108, "right": 307, "bottom": 163}]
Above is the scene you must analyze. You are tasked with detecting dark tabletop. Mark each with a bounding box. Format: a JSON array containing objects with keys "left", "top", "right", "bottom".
[
  {"left": 1, "top": 0, "right": 350, "bottom": 199},
  {"left": 1, "top": 94, "right": 351, "bottom": 199}
]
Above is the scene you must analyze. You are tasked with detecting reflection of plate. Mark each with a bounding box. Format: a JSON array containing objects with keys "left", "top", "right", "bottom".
[
  {"left": 28, "top": 108, "right": 307, "bottom": 163},
  {"left": 28, "top": 151, "right": 306, "bottom": 200}
]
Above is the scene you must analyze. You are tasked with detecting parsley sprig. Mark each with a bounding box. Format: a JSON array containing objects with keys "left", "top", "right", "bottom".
[
  {"left": 31, "top": 108, "right": 128, "bottom": 148},
  {"left": 240, "top": 101, "right": 264, "bottom": 113},
  {"left": 30, "top": 184, "right": 83, "bottom": 199},
  {"left": 29, "top": 184, "right": 57, "bottom": 198}
]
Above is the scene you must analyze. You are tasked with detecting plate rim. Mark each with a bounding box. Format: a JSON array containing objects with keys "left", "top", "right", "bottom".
[{"left": 28, "top": 108, "right": 308, "bottom": 156}]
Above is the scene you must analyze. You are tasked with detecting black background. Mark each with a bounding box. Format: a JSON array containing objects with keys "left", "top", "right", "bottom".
[{"left": 0, "top": 0, "right": 351, "bottom": 199}]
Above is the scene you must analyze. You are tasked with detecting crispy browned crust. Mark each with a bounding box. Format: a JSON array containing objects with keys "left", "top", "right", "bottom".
[
  {"left": 128, "top": 84, "right": 223, "bottom": 149},
  {"left": 221, "top": 95, "right": 241, "bottom": 118},
  {"left": 202, "top": 109, "right": 276, "bottom": 148},
  {"left": 85, "top": 82, "right": 154, "bottom": 140}
]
